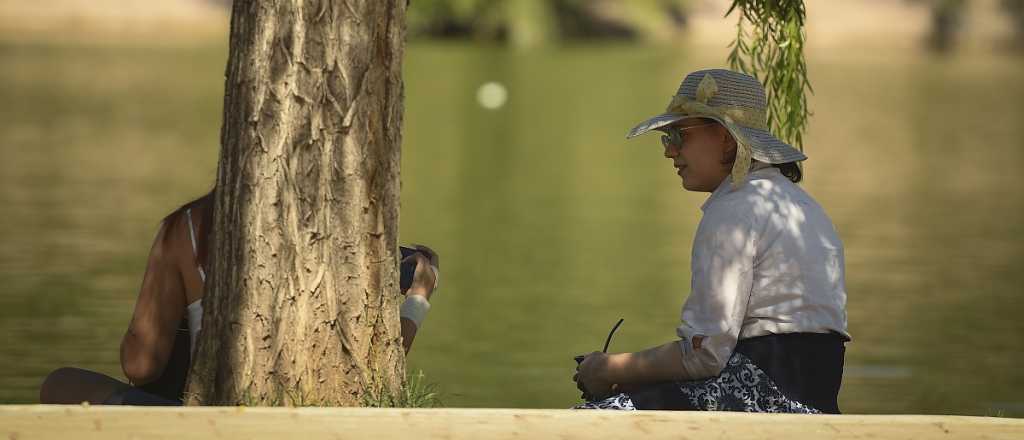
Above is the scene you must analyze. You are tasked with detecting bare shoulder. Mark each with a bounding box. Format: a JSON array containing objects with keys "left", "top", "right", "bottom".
[
  {"left": 185, "top": 200, "right": 210, "bottom": 234},
  {"left": 148, "top": 210, "right": 193, "bottom": 276}
]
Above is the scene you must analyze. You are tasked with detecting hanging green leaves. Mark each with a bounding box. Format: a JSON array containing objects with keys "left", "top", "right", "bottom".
[{"left": 726, "top": 0, "right": 811, "bottom": 151}]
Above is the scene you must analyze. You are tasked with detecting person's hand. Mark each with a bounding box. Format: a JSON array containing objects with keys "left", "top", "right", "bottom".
[
  {"left": 412, "top": 244, "right": 439, "bottom": 271},
  {"left": 572, "top": 351, "right": 617, "bottom": 401},
  {"left": 402, "top": 245, "right": 439, "bottom": 301}
]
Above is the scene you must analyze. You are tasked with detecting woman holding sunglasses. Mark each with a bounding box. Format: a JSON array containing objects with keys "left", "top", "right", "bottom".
[{"left": 573, "top": 69, "right": 849, "bottom": 413}]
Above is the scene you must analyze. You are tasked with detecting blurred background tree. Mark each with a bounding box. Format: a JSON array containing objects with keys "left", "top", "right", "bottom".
[
  {"left": 1005, "top": 0, "right": 1024, "bottom": 48},
  {"left": 910, "top": 0, "right": 1024, "bottom": 53},
  {"left": 405, "top": 0, "right": 813, "bottom": 151},
  {"left": 406, "top": 0, "right": 689, "bottom": 46},
  {"left": 196, "top": 1, "right": 1024, "bottom": 54},
  {"left": 924, "top": 0, "right": 967, "bottom": 52}
]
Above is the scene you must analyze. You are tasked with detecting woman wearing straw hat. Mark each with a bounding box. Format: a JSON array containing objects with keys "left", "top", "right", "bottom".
[{"left": 573, "top": 69, "right": 850, "bottom": 413}]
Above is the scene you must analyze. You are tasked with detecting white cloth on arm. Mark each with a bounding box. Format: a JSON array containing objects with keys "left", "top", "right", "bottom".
[
  {"left": 186, "top": 300, "right": 203, "bottom": 353},
  {"left": 400, "top": 260, "right": 438, "bottom": 329},
  {"left": 400, "top": 295, "right": 431, "bottom": 328},
  {"left": 676, "top": 166, "right": 850, "bottom": 380}
]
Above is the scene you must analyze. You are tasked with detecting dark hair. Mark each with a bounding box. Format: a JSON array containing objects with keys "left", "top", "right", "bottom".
[
  {"left": 773, "top": 162, "right": 803, "bottom": 183},
  {"left": 718, "top": 142, "right": 803, "bottom": 184},
  {"left": 709, "top": 118, "right": 803, "bottom": 183},
  {"left": 161, "top": 189, "right": 215, "bottom": 268}
]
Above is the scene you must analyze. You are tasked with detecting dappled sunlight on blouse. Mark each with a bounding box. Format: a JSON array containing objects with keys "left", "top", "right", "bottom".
[{"left": 675, "top": 166, "right": 848, "bottom": 381}]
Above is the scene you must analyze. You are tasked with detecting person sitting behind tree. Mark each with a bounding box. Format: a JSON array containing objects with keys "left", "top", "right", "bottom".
[{"left": 39, "top": 190, "right": 439, "bottom": 405}]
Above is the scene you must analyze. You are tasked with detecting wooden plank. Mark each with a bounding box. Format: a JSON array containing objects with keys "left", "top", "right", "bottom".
[{"left": 2, "top": 405, "right": 1022, "bottom": 440}]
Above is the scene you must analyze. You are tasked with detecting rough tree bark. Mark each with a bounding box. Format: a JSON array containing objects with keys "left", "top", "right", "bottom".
[{"left": 184, "top": 0, "right": 408, "bottom": 406}]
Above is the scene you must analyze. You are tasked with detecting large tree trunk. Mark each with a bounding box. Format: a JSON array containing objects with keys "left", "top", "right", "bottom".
[{"left": 185, "top": 0, "right": 407, "bottom": 406}]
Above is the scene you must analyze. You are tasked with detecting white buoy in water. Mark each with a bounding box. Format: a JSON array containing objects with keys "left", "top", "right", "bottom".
[{"left": 476, "top": 82, "right": 508, "bottom": 110}]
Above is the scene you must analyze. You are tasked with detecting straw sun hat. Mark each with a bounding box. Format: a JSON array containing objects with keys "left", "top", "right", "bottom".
[{"left": 627, "top": 68, "right": 806, "bottom": 187}]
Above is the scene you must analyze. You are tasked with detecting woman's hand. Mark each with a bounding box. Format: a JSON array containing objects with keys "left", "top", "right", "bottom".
[
  {"left": 413, "top": 244, "right": 439, "bottom": 270},
  {"left": 573, "top": 351, "right": 618, "bottom": 401},
  {"left": 402, "top": 245, "right": 439, "bottom": 301}
]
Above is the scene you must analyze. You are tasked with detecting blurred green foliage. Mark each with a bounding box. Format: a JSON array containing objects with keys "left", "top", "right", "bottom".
[
  {"left": 926, "top": 0, "right": 966, "bottom": 52},
  {"left": 1005, "top": 0, "right": 1024, "bottom": 47},
  {"left": 911, "top": 0, "right": 1024, "bottom": 51},
  {"left": 407, "top": 0, "right": 814, "bottom": 154},
  {"left": 406, "top": 0, "right": 688, "bottom": 46}
]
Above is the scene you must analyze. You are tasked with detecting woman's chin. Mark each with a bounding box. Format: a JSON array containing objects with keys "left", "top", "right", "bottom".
[{"left": 681, "top": 178, "right": 710, "bottom": 193}]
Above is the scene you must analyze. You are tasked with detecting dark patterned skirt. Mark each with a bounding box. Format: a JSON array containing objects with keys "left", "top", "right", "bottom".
[
  {"left": 575, "top": 332, "right": 847, "bottom": 413},
  {"left": 574, "top": 352, "right": 818, "bottom": 412}
]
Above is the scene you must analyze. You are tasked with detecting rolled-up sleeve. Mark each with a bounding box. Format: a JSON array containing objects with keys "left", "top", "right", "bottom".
[{"left": 675, "top": 206, "right": 757, "bottom": 380}]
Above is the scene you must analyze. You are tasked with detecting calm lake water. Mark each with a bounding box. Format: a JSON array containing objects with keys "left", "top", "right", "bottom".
[{"left": 1, "top": 39, "right": 1022, "bottom": 415}]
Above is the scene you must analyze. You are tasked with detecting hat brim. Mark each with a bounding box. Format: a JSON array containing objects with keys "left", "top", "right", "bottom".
[
  {"left": 626, "top": 112, "right": 694, "bottom": 139},
  {"left": 626, "top": 113, "right": 807, "bottom": 164},
  {"left": 734, "top": 125, "right": 807, "bottom": 164}
]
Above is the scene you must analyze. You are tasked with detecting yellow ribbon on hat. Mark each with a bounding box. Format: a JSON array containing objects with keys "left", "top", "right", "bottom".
[{"left": 664, "top": 74, "right": 766, "bottom": 188}]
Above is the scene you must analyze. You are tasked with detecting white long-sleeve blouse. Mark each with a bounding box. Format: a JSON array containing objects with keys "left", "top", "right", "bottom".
[{"left": 676, "top": 166, "right": 850, "bottom": 380}]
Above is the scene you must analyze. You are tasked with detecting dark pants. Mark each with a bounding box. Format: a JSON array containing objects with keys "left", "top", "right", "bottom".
[
  {"left": 627, "top": 332, "right": 847, "bottom": 413},
  {"left": 103, "top": 387, "right": 183, "bottom": 406},
  {"left": 734, "top": 332, "right": 847, "bottom": 414}
]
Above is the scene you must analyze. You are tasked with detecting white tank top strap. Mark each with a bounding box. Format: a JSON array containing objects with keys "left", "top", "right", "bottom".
[
  {"left": 186, "top": 299, "right": 203, "bottom": 355},
  {"left": 185, "top": 208, "right": 207, "bottom": 283}
]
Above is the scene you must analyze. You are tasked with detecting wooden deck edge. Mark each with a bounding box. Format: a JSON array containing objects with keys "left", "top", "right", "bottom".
[{"left": 2, "top": 405, "right": 1022, "bottom": 440}]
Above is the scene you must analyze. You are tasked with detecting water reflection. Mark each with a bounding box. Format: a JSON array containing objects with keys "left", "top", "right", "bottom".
[{"left": 0, "top": 41, "right": 1022, "bottom": 416}]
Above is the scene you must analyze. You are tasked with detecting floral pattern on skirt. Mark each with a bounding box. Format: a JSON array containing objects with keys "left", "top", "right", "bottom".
[
  {"left": 574, "top": 352, "right": 819, "bottom": 413},
  {"left": 574, "top": 392, "right": 637, "bottom": 410}
]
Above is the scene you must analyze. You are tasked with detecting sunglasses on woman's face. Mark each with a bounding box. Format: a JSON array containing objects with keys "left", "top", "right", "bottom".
[{"left": 659, "top": 123, "right": 715, "bottom": 149}]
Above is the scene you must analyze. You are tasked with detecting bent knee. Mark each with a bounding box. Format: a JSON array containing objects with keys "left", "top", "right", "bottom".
[
  {"left": 40, "top": 367, "right": 81, "bottom": 403},
  {"left": 39, "top": 367, "right": 125, "bottom": 404}
]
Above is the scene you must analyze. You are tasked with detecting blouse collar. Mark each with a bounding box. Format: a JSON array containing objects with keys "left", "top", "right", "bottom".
[{"left": 701, "top": 163, "right": 780, "bottom": 212}]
